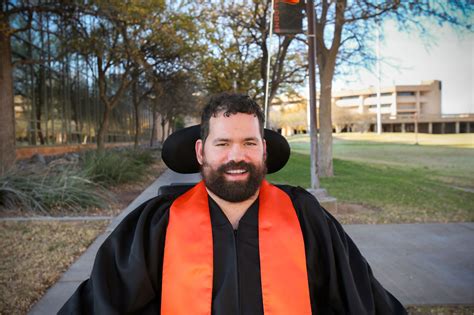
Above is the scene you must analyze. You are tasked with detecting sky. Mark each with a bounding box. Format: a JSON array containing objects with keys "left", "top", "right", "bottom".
[{"left": 332, "top": 20, "right": 473, "bottom": 114}]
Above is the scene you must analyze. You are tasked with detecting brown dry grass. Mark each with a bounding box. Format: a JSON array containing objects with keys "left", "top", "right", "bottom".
[{"left": 0, "top": 220, "right": 109, "bottom": 315}]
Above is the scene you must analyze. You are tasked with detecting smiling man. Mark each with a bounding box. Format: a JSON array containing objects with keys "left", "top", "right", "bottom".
[
  {"left": 196, "top": 98, "right": 268, "bottom": 228},
  {"left": 60, "top": 93, "right": 406, "bottom": 314}
]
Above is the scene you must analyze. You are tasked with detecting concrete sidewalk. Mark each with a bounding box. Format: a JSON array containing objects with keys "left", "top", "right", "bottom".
[
  {"left": 29, "top": 170, "right": 474, "bottom": 314},
  {"left": 346, "top": 223, "right": 474, "bottom": 305}
]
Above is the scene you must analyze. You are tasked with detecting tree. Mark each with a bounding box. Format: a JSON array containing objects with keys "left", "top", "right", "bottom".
[
  {"left": 270, "top": 100, "right": 307, "bottom": 134},
  {"left": 229, "top": 1, "right": 306, "bottom": 113},
  {"left": 0, "top": 1, "right": 68, "bottom": 173},
  {"left": 146, "top": 70, "right": 200, "bottom": 146},
  {"left": 332, "top": 103, "right": 372, "bottom": 133},
  {"left": 124, "top": 2, "right": 201, "bottom": 145},
  {"left": 199, "top": 1, "right": 307, "bottom": 109},
  {"left": 310, "top": 0, "right": 472, "bottom": 177},
  {"left": 67, "top": 3, "right": 136, "bottom": 151},
  {"left": 198, "top": 5, "right": 262, "bottom": 96},
  {"left": 0, "top": 5, "right": 16, "bottom": 173},
  {"left": 130, "top": 68, "right": 148, "bottom": 149},
  {"left": 1, "top": 0, "right": 200, "bottom": 166},
  {"left": 66, "top": 0, "right": 197, "bottom": 150}
]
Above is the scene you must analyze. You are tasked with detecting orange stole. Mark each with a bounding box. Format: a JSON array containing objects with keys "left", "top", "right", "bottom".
[{"left": 161, "top": 180, "right": 312, "bottom": 315}]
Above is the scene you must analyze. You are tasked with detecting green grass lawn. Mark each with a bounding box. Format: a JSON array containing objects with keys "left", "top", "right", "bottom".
[{"left": 268, "top": 133, "right": 474, "bottom": 223}]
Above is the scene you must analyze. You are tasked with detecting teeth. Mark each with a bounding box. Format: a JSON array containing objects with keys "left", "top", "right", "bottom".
[{"left": 226, "top": 169, "right": 246, "bottom": 174}]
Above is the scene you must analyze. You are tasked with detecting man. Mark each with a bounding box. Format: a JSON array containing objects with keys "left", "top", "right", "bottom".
[{"left": 60, "top": 92, "right": 406, "bottom": 314}]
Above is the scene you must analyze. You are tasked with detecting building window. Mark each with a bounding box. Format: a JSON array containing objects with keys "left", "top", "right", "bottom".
[
  {"left": 397, "top": 91, "right": 416, "bottom": 96},
  {"left": 339, "top": 96, "right": 359, "bottom": 101},
  {"left": 367, "top": 92, "right": 391, "bottom": 97},
  {"left": 368, "top": 104, "right": 391, "bottom": 108}
]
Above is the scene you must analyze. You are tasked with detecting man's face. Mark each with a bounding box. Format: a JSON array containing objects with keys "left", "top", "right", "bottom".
[{"left": 195, "top": 112, "right": 267, "bottom": 202}]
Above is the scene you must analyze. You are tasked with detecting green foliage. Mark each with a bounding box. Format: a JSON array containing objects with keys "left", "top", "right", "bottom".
[
  {"left": 81, "top": 149, "right": 155, "bottom": 185},
  {"left": 197, "top": 2, "right": 306, "bottom": 100},
  {"left": 124, "top": 149, "right": 155, "bottom": 166},
  {"left": 0, "top": 167, "right": 110, "bottom": 214},
  {"left": 0, "top": 148, "right": 157, "bottom": 214}
]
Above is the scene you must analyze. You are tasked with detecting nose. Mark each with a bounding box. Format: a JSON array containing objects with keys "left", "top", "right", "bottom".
[{"left": 227, "top": 144, "right": 246, "bottom": 162}]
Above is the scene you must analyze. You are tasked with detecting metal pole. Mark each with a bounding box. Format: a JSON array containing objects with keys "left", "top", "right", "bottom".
[
  {"left": 414, "top": 112, "right": 418, "bottom": 145},
  {"left": 306, "top": 0, "right": 320, "bottom": 189},
  {"left": 264, "top": 0, "right": 275, "bottom": 128},
  {"left": 376, "top": 19, "right": 382, "bottom": 134}
]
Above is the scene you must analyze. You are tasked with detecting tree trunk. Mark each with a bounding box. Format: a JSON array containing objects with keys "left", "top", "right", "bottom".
[
  {"left": 318, "top": 74, "right": 334, "bottom": 177},
  {"left": 160, "top": 116, "right": 166, "bottom": 143},
  {"left": 149, "top": 109, "right": 158, "bottom": 147},
  {"left": 0, "top": 26, "right": 16, "bottom": 174},
  {"left": 132, "top": 80, "right": 140, "bottom": 150},
  {"left": 167, "top": 119, "right": 172, "bottom": 138},
  {"left": 35, "top": 102, "right": 45, "bottom": 144},
  {"left": 36, "top": 67, "right": 45, "bottom": 145},
  {"left": 96, "top": 54, "right": 132, "bottom": 151},
  {"left": 133, "top": 104, "right": 139, "bottom": 149},
  {"left": 96, "top": 105, "right": 110, "bottom": 152},
  {"left": 28, "top": 36, "right": 37, "bottom": 145},
  {"left": 312, "top": 0, "right": 345, "bottom": 177}
]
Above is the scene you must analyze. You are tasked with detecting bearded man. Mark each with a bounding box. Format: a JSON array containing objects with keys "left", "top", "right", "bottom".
[{"left": 60, "top": 93, "right": 407, "bottom": 314}]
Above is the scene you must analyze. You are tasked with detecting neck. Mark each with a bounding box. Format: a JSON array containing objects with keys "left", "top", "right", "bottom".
[{"left": 206, "top": 188, "right": 259, "bottom": 230}]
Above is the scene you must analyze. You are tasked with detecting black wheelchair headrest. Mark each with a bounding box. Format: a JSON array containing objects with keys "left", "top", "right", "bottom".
[
  {"left": 157, "top": 183, "right": 195, "bottom": 196},
  {"left": 161, "top": 124, "right": 290, "bottom": 174}
]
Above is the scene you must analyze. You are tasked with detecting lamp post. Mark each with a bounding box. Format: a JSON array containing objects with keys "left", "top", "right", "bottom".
[
  {"left": 306, "top": 0, "right": 320, "bottom": 189},
  {"left": 264, "top": 0, "right": 275, "bottom": 128},
  {"left": 376, "top": 19, "right": 382, "bottom": 134}
]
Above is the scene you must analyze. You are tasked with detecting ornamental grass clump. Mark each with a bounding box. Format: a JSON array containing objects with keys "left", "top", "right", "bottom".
[
  {"left": 0, "top": 167, "right": 110, "bottom": 214},
  {"left": 124, "top": 149, "right": 155, "bottom": 166},
  {"left": 81, "top": 149, "right": 154, "bottom": 185}
]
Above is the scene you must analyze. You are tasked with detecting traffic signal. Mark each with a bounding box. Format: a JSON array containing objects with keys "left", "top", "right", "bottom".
[{"left": 273, "top": 0, "right": 304, "bottom": 35}]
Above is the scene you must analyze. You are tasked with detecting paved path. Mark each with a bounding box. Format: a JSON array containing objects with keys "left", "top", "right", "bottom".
[
  {"left": 345, "top": 223, "right": 474, "bottom": 305},
  {"left": 29, "top": 170, "right": 474, "bottom": 314}
]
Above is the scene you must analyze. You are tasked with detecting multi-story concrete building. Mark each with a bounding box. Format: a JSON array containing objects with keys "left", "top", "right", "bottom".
[{"left": 332, "top": 80, "right": 473, "bottom": 133}]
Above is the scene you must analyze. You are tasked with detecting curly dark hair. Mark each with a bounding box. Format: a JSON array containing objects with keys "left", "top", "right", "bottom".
[{"left": 200, "top": 92, "right": 265, "bottom": 142}]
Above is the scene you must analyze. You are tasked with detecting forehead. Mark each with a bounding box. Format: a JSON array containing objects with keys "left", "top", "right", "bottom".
[{"left": 207, "top": 112, "right": 262, "bottom": 139}]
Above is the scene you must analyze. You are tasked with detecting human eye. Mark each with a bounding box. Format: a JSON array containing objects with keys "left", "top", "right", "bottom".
[{"left": 244, "top": 141, "right": 257, "bottom": 146}]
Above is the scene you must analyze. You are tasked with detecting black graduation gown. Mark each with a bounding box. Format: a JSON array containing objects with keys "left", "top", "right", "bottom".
[{"left": 59, "top": 185, "right": 407, "bottom": 314}]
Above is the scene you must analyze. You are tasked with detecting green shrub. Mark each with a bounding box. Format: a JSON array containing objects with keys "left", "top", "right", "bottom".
[
  {"left": 81, "top": 149, "right": 155, "bottom": 185},
  {"left": 0, "top": 147, "right": 157, "bottom": 214},
  {"left": 124, "top": 149, "right": 155, "bottom": 166},
  {"left": 0, "top": 167, "right": 110, "bottom": 214}
]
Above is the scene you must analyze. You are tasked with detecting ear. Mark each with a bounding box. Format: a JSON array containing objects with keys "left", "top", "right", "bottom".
[{"left": 195, "top": 139, "right": 204, "bottom": 165}]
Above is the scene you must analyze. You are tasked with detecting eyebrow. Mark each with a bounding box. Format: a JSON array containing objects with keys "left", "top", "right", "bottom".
[
  {"left": 243, "top": 137, "right": 259, "bottom": 142},
  {"left": 212, "top": 137, "right": 260, "bottom": 143}
]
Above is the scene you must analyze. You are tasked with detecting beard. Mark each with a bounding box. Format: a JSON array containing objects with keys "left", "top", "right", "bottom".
[{"left": 201, "top": 159, "right": 267, "bottom": 203}]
